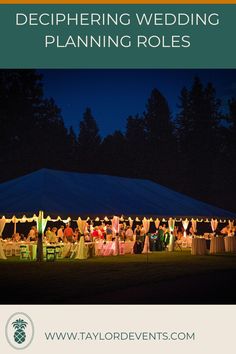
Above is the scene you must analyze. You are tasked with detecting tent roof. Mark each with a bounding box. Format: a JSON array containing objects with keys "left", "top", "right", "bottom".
[{"left": 0, "top": 168, "right": 235, "bottom": 219}]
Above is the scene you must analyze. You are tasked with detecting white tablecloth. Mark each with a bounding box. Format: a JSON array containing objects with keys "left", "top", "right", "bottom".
[
  {"left": 180, "top": 236, "right": 192, "bottom": 248},
  {"left": 1, "top": 240, "right": 135, "bottom": 259},
  {"left": 61, "top": 243, "right": 72, "bottom": 258},
  {"left": 224, "top": 237, "right": 236, "bottom": 252},
  {"left": 0, "top": 240, "right": 7, "bottom": 259},
  {"left": 210, "top": 237, "right": 225, "bottom": 254},
  {"left": 2, "top": 241, "right": 69, "bottom": 260},
  {"left": 191, "top": 238, "right": 207, "bottom": 256},
  {"left": 1, "top": 241, "right": 37, "bottom": 259},
  {"left": 95, "top": 240, "right": 134, "bottom": 256},
  {"left": 123, "top": 241, "right": 135, "bottom": 254},
  {"left": 29, "top": 244, "right": 37, "bottom": 260}
]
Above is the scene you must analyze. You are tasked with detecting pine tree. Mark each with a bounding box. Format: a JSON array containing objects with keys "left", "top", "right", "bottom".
[
  {"left": 77, "top": 108, "right": 101, "bottom": 171},
  {"left": 216, "top": 98, "right": 236, "bottom": 211},
  {"left": 144, "top": 88, "right": 176, "bottom": 185},
  {"left": 66, "top": 126, "right": 78, "bottom": 170},
  {"left": 0, "top": 70, "right": 69, "bottom": 180},
  {"left": 176, "top": 77, "right": 222, "bottom": 200},
  {"left": 0, "top": 70, "right": 43, "bottom": 179},
  {"left": 125, "top": 115, "right": 147, "bottom": 177},
  {"left": 99, "top": 130, "right": 127, "bottom": 176},
  {"left": 145, "top": 88, "right": 173, "bottom": 144},
  {"left": 34, "top": 97, "right": 68, "bottom": 170}
]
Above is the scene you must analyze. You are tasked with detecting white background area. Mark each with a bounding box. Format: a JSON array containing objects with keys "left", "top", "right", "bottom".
[{"left": 0, "top": 305, "right": 235, "bottom": 354}]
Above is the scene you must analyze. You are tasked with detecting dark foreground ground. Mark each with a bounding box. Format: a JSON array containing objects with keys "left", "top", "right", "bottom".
[{"left": 0, "top": 251, "right": 236, "bottom": 304}]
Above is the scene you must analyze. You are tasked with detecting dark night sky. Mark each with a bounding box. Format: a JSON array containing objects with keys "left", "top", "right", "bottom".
[{"left": 39, "top": 69, "right": 236, "bottom": 137}]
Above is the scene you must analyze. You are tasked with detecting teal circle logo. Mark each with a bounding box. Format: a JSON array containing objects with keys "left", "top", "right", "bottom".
[{"left": 5, "top": 312, "right": 34, "bottom": 350}]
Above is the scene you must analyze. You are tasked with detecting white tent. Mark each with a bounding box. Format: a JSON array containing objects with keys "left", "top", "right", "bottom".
[
  {"left": 0, "top": 168, "right": 235, "bottom": 219},
  {"left": 0, "top": 169, "right": 235, "bottom": 260}
]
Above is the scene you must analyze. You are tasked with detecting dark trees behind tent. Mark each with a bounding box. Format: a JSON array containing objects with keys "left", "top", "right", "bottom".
[{"left": 0, "top": 70, "right": 235, "bottom": 213}]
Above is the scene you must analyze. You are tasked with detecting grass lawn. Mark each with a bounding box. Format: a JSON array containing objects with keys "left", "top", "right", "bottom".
[{"left": 0, "top": 250, "right": 236, "bottom": 304}]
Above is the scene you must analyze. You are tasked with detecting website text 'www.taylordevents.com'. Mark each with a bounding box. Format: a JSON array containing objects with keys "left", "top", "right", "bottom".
[{"left": 44, "top": 331, "right": 196, "bottom": 342}]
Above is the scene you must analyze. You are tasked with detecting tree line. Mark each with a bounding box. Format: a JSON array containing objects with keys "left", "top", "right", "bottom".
[{"left": 0, "top": 69, "right": 235, "bottom": 212}]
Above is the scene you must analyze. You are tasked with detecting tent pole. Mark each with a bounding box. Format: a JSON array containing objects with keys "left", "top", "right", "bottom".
[
  {"left": 13, "top": 216, "right": 17, "bottom": 235},
  {"left": 37, "top": 210, "right": 44, "bottom": 262}
]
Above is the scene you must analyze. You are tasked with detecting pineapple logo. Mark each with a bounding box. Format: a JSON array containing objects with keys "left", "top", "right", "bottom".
[
  {"left": 12, "top": 318, "right": 28, "bottom": 344},
  {"left": 5, "top": 312, "right": 34, "bottom": 350}
]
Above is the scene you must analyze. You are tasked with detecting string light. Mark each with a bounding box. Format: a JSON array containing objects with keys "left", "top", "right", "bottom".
[{"left": 0, "top": 213, "right": 235, "bottom": 228}]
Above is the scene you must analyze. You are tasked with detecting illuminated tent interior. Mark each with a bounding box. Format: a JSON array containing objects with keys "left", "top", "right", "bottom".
[{"left": 0, "top": 168, "right": 235, "bottom": 221}]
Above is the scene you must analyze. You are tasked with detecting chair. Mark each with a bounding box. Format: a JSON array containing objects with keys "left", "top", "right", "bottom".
[
  {"left": 181, "top": 237, "right": 188, "bottom": 248},
  {"left": 175, "top": 240, "right": 182, "bottom": 251},
  {"left": 46, "top": 245, "right": 56, "bottom": 261},
  {"left": 5, "top": 244, "right": 13, "bottom": 257},
  {"left": 70, "top": 243, "right": 78, "bottom": 259},
  {"left": 86, "top": 243, "right": 95, "bottom": 258},
  {"left": 20, "top": 245, "right": 31, "bottom": 260},
  {"left": 187, "top": 237, "right": 192, "bottom": 248},
  {"left": 55, "top": 245, "right": 62, "bottom": 259},
  {"left": 14, "top": 244, "right": 21, "bottom": 257}
]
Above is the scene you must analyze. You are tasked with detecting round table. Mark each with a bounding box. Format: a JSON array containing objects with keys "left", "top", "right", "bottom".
[
  {"left": 210, "top": 237, "right": 225, "bottom": 254},
  {"left": 28, "top": 243, "right": 37, "bottom": 260},
  {"left": 0, "top": 240, "right": 7, "bottom": 259},
  {"left": 61, "top": 243, "right": 72, "bottom": 258},
  {"left": 224, "top": 236, "right": 236, "bottom": 252},
  {"left": 85, "top": 242, "right": 96, "bottom": 258},
  {"left": 191, "top": 238, "right": 207, "bottom": 256}
]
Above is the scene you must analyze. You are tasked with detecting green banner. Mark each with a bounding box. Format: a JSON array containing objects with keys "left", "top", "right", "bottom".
[{"left": 0, "top": 4, "right": 235, "bottom": 68}]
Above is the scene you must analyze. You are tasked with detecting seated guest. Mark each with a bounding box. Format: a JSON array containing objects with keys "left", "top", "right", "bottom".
[
  {"left": 12, "top": 233, "right": 20, "bottom": 242},
  {"left": 119, "top": 228, "right": 126, "bottom": 241},
  {"left": 177, "top": 226, "right": 184, "bottom": 240},
  {"left": 98, "top": 225, "right": 105, "bottom": 239},
  {"left": 48, "top": 227, "right": 57, "bottom": 243},
  {"left": 20, "top": 234, "right": 25, "bottom": 241},
  {"left": 105, "top": 224, "right": 113, "bottom": 241},
  {"left": 45, "top": 227, "right": 52, "bottom": 240},
  {"left": 92, "top": 226, "right": 99, "bottom": 240},
  {"left": 27, "top": 226, "right": 37, "bottom": 241}
]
